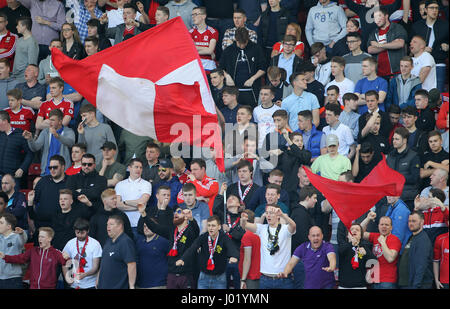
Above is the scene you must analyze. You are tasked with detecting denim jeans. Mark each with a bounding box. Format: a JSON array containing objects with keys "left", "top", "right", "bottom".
[
  {"left": 197, "top": 272, "right": 227, "bottom": 289},
  {"left": 226, "top": 262, "right": 240, "bottom": 289},
  {"left": 259, "top": 274, "right": 294, "bottom": 289},
  {"left": 436, "top": 65, "right": 447, "bottom": 93},
  {"left": 0, "top": 277, "right": 23, "bottom": 289},
  {"left": 292, "top": 261, "right": 305, "bottom": 289},
  {"left": 372, "top": 282, "right": 397, "bottom": 289}
]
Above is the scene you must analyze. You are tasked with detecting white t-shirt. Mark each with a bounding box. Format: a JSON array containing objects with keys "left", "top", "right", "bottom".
[
  {"left": 256, "top": 223, "right": 294, "bottom": 275},
  {"left": 63, "top": 236, "right": 102, "bottom": 289},
  {"left": 412, "top": 51, "right": 437, "bottom": 91},
  {"left": 325, "top": 78, "right": 355, "bottom": 105},
  {"left": 253, "top": 104, "right": 281, "bottom": 148},
  {"left": 322, "top": 122, "right": 354, "bottom": 156},
  {"left": 115, "top": 177, "right": 152, "bottom": 227}
]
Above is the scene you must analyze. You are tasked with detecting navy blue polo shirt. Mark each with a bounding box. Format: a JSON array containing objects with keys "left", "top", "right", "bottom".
[{"left": 98, "top": 232, "right": 136, "bottom": 289}]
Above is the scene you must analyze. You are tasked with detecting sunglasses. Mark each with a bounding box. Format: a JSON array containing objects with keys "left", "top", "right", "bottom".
[
  {"left": 48, "top": 165, "right": 59, "bottom": 170},
  {"left": 175, "top": 209, "right": 183, "bottom": 214},
  {"left": 82, "top": 163, "right": 94, "bottom": 167},
  {"left": 158, "top": 168, "right": 167, "bottom": 172}
]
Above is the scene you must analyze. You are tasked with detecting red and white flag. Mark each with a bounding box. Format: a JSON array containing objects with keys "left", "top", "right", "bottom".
[{"left": 51, "top": 17, "right": 224, "bottom": 171}]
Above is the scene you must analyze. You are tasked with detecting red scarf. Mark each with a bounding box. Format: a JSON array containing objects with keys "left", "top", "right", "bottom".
[
  {"left": 207, "top": 234, "right": 219, "bottom": 271},
  {"left": 226, "top": 214, "right": 240, "bottom": 239},
  {"left": 76, "top": 237, "right": 88, "bottom": 273},
  {"left": 238, "top": 181, "right": 253, "bottom": 204},
  {"left": 167, "top": 223, "right": 189, "bottom": 257}
]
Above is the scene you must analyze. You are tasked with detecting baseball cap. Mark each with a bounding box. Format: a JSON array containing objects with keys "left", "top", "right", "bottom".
[
  {"left": 326, "top": 134, "right": 339, "bottom": 147},
  {"left": 159, "top": 158, "right": 173, "bottom": 169},
  {"left": 100, "top": 141, "right": 117, "bottom": 150}
]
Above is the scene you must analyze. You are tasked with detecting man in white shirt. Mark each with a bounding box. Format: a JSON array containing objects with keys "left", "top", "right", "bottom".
[
  {"left": 253, "top": 85, "right": 281, "bottom": 148},
  {"left": 325, "top": 56, "right": 355, "bottom": 106},
  {"left": 322, "top": 103, "right": 355, "bottom": 159},
  {"left": 410, "top": 35, "right": 437, "bottom": 91},
  {"left": 62, "top": 218, "right": 102, "bottom": 290},
  {"left": 115, "top": 158, "right": 152, "bottom": 238},
  {"left": 240, "top": 204, "right": 296, "bottom": 289}
]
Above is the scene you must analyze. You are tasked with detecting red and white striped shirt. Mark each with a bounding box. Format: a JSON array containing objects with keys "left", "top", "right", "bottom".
[{"left": 0, "top": 30, "right": 17, "bottom": 69}]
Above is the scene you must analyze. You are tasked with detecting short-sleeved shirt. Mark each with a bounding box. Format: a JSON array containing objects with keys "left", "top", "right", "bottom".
[
  {"left": 190, "top": 26, "right": 219, "bottom": 71},
  {"left": 253, "top": 103, "right": 281, "bottom": 148},
  {"left": 311, "top": 153, "right": 352, "bottom": 180},
  {"left": 179, "top": 201, "right": 210, "bottom": 232},
  {"left": 96, "top": 161, "right": 127, "bottom": 182},
  {"left": 239, "top": 231, "right": 261, "bottom": 280},
  {"left": 63, "top": 236, "right": 103, "bottom": 289},
  {"left": 4, "top": 106, "right": 35, "bottom": 131},
  {"left": 256, "top": 223, "right": 294, "bottom": 275},
  {"left": 412, "top": 51, "right": 436, "bottom": 91},
  {"left": 293, "top": 241, "right": 336, "bottom": 289},
  {"left": 343, "top": 52, "right": 372, "bottom": 85},
  {"left": 281, "top": 91, "right": 320, "bottom": 131},
  {"left": 322, "top": 122, "right": 355, "bottom": 156},
  {"left": 37, "top": 98, "right": 74, "bottom": 120},
  {"left": 114, "top": 177, "right": 152, "bottom": 227},
  {"left": 354, "top": 77, "right": 388, "bottom": 114},
  {"left": 98, "top": 233, "right": 136, "bottom": 289},
  {"left": 369, "top": 232, "right": 402, "bottom": 283},
  {"left": 325, "top": 78, "right": 355, "bottom": 105},
  {"left": 433, "top": 232, "right": 449, "bottom": 284}
]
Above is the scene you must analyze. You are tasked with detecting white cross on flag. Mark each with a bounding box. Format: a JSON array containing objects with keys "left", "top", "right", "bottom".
[{"left": 51, "top": 17, "right": 224, "bottom": 171}]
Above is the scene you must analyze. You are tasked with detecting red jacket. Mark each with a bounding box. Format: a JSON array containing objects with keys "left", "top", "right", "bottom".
[
  {"left": 0, "top": 30, "right": 17, "bottom": 69},
  {"left": 4, "top": 246, "right": 67, "bottom": 289},
  {"left": 177, "top": 174, "right": 219, "bottom": 215}
]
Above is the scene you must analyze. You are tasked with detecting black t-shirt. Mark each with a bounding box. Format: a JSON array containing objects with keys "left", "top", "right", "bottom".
[
  {"left": 203, "top": 0, "right": 234, "bottom": 19},
  {"left": 355, "top": 151, "right": 383, "bottom": 183},
  {"left": 235, "top": 49, "right": 251, "bottom": 88},
  {"left": 0, "top": 5, "right": 31, "bottom": 35},
  {"left": 359, "top": 133, "right": 390, "bottom": 155},
  {"left": 98, "top": 233, "right": 136, "bottom": 289},
  {"left": 266, "top": 11, "right": 280, "bottom": 47},
  {"left": 307, "top": 80, "right": 325, "bottom": 108},
  {"left": 420, "top": 148, "right": 449, "bottom": 188}
]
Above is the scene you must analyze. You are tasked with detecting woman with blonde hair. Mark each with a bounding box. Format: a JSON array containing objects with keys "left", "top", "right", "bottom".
[
  {"left": 60, "top": 23, "right": 86, "bottom": 60},
  {"left": 271, "top": 23, "right": 305, "bottom": 59}
]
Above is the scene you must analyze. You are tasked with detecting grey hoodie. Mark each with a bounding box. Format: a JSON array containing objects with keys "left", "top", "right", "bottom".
[
  {"left": 305, "top": 1, "right": 348, "bottom": 46},
  {"left": 0, "top": 232, "right": 27, "bottom": 279},
  {"left": 0, "top": 77, "right": 19, "bottom": 109}
]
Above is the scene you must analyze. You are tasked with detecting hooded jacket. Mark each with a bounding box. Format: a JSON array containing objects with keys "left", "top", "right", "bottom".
[
  {"left": 386, "top": 147, "right": 420, "bottom": 201},
  {"left": 385, "top": 74, "right": 422, "bottom": 110},
  {"left": 4, "top": 246, "right": 67, "bottom": 289},
  {"left": 305, "top": 1, "right": 348, "bottom": 46}
]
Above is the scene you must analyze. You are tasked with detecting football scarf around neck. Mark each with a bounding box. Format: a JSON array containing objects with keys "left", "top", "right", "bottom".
[
  {"left": 207, "top": 234, "right": 219, "bottom": 271},
  {"left": 76, "top": 236, "right": 88, "bottom": 273},
  {"left": 167, "top": 223, "right": 189, "bottom": 257},
  {"left": 267, "top": 224, "right": 282, "bottom": 255}
]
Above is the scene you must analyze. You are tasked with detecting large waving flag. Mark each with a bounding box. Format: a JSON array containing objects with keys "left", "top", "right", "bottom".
[
  {"left": 304, "top": 154, "right": 405, "bottom": 230},
  {"left": 51, "top": 17, "right": 224, "bottom": 171}
]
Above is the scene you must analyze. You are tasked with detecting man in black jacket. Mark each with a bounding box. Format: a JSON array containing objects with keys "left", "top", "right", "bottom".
[
  {"left": 397, "top": 211, "right": 434, "bottom": 289},
  {"left": 219, "top": 27, "right": 266, "bottom": 108},
  {"left": 27, "top": 155, "right": 68, "bottom": 245},
  {"left": 0, "top": 111, "right": 33, "bottom": 186},
  {"left": 386, "top": 127, "right": 421, "bottom": 210},
  {"left": 410, "top": 0, "right": 449, "bottom": 93},
  {"left": 289, "top": 185, "right": 317, "bottom": 289},
  {"left": 65, "top": 153, "right": 107, "bottom": 214},
  {"left": 89, "top": 188, "right": 133, "bottom": 246}
]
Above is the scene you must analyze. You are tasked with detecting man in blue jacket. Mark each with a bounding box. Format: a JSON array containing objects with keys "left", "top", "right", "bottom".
[
  {"left": 384, "top": 195, "right": 411, "bottom": 251},
  {"left": 397, "top": 211, "right": 434, "bottom": 289}
]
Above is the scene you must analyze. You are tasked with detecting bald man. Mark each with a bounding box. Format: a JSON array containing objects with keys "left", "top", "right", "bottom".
[
  {"left": 410, "top": 35, "right": 437, "bottom": 91},
  {"left": 279, "top": 226, "right": 336, "bottom": 289}
]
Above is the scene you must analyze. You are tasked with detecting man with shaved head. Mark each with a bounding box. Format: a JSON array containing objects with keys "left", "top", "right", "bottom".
[{"left": 279, "top": 226, "right": 336, "bottom": 289}]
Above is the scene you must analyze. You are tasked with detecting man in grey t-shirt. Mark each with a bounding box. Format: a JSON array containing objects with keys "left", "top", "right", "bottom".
[{"left": 343, "top": 32, "right": 372, "bottom": 85}]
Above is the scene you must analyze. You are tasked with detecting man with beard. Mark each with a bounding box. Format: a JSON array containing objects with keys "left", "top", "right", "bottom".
[
  {"left": 149, "top": 159, "right": 182, "bottom": 210},
  {"left": 176, "top": 215, "right": 239, "bottom": 289},
  {"left": 65, "top": 153, "right": 107, "bottom": 214},
  {"left": 241, "top": 205, "right": 296, "bottom": 289},
  {"left": 97, "top": 215, "right": 137, "bottom": 289},
  {"left": 397, "top": 211, "right": 434, "bottom": 289},
  {"left": 89, "top": 188, "right": 133, "bottom": 246},
  {"left": 138, "top": 200, "right": 199, "bottom": 289},
  {"left": 62, "top": 218, "right": 102, "bottom": 289},
  {"left": 27, "top": 155, "right": 67, "bottom": 244}
]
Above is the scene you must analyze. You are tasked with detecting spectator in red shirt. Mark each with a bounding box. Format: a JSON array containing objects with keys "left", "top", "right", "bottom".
[
  {"left": 36, "top": 76, "right": 74, "bottom": 131},
  {"left": 0, "top": 12, "right": 17, "bottom": 70},
  {"left": 65, "top": 143, "right": 87, "bottom": 176},
  {"left": 433, "top": 231, "right": 449, "bottom": 289},
  {"left": 361, "top": 214, "right": 402, "bottom": 289},
  {"left": 5, "top": 88, "right": 35, "bottom": 132},
  {"left": 239, "top": 209, "right": 261, "bottom": 289}
]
